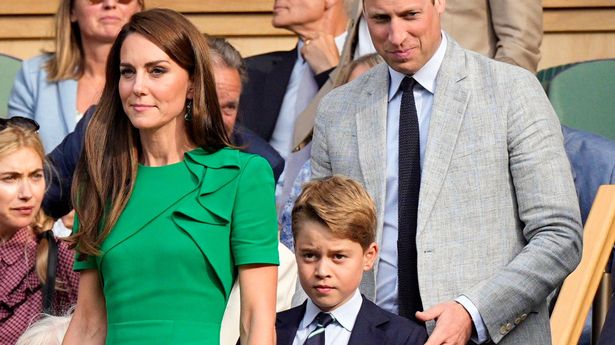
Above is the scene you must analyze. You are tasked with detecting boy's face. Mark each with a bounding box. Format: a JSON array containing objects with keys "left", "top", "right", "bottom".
[{"left": 295, "top": 221, "right": 378, "bottom": 312}]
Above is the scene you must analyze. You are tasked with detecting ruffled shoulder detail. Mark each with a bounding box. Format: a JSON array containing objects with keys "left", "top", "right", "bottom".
[
  {"left": 178, "top": 147, "right": 243, "bottom": 224},
  {"left": 172, "top": 147, "right": 255, "bottom": 298}
]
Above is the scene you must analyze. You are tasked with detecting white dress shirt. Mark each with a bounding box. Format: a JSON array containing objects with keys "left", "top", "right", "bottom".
[
  {"left": 270, "top": 34, "right": 347, "bottom": 159},
  {"left": 374, "top": 33, "right": 489, "bottom": 343},
  {"left": 292, "top": 290, "right": 363, "bottom": 345},
  {"left": 354, "top": 16, "right": 377, "bottom": 58}
]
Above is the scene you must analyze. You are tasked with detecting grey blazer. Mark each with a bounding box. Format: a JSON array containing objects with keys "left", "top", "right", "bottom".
[
  {"left": 8, "top": 54, "right": 77, "bottom": 152},
  {"left": 311, "top": 35, "right": 582, "bottom": 344}
]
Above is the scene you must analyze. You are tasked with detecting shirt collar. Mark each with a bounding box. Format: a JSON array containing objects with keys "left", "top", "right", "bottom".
[
  {"left": 297, "top": 31, "right": 349, "bottom": 64},
  {"left": 0, "top": 227, "right": 36, "bottom": 265},
  {"left": 300, "top": 289, "right": 363, "bottom": 332},
  {"left": 387, "top": 31, "right": 448, "bottom": 102},
  {"left": 334, "top": 31, "right": 348, "bottom": 54}
]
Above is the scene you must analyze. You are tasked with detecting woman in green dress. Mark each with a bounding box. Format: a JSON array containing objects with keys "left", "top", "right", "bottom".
[{"left": 62, "top": 9, "right": 279, "bottom": 345}]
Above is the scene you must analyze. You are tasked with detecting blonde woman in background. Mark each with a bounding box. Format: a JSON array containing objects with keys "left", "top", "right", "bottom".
[
  {"left": 0, "top": 117, "right": 79, "bottom": 344},
  {"left": 8, "top": 0, "right": 143, "bottom": 152}
]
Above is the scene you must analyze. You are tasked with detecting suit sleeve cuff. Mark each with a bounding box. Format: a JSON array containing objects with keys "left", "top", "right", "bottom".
[
  {"left": 314, "top": 67, "right": 334, "bottom": 88},
  {"left": 455, "top": 295, "right": 490, "bottom": 344}
]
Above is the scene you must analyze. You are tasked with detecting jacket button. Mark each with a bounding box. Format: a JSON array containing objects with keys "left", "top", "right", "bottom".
[
  {"left": 514, "top": 317, "right": 522, "bottom": 325},
  {"left": 500, "top": 325, "right": 508, "bottom": 335},
  {"left": 520, "top": 313, "right": 528, "bottom": 320},
  {"left": 506, "top": 322, "right": 513, "bottom": 331}
]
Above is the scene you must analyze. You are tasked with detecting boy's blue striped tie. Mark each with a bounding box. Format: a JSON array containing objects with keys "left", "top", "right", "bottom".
[{"left": 304, "top": 312, "right": 335, "bottom": 345}]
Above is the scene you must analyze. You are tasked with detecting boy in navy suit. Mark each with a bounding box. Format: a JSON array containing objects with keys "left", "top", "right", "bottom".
[{"left": 276, "top": 176, "right": 427, "bottom": 345}]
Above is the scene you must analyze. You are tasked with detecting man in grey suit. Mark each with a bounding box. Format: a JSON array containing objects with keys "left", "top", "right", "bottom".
[{"left": 311, "top": 0, "right": 583, "bottom": 344}]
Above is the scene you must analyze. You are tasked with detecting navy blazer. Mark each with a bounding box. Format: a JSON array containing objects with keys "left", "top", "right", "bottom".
[
  {"left": 276, "top": 296, "right": 427, "bottom": 345},
  {"left": 239, "top": 47, "right": 332, "bottom": 142},
  {"left": 43, "top": 106, "right": 284, "bottom": 219}
]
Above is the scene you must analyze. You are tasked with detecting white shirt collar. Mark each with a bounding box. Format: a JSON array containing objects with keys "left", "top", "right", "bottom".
[
  {"left": 334, "top": 31, "right": 348, "bottom": 54},
  {"left": 297, "top": 31, "right": 349, "bottom": 64},
  {"left": 387, "top": 31, "right": 448, "bottom": 102},
  {"left": 300, "top": 289, "right": 363, "bottom": 332}
]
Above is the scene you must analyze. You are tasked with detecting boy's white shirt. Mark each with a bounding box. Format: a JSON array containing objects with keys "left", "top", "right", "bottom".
[{"left": 292, "top": 289, "right": 363, "bottom": 345}]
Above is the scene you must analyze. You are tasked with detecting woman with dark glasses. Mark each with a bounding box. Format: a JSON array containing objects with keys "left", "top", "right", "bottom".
[
  {"left": 0, "top": 117, "right": 79, "bottom": 344},
  {"left": 8, "top": 0, "right": 143, "bottom": 152}
]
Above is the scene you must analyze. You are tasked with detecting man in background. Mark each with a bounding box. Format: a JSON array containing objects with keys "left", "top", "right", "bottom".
[{"left": 239, "top": 0, "right": 349, "bottom": 159}]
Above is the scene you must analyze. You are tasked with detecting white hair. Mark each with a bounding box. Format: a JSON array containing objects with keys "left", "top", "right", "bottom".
[{"left": 15, "top": 314, "right": 72, "bottom": 345}]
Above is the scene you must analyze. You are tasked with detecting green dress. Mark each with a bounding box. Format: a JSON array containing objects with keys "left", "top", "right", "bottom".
[{"left": 74, "top": 148, "right": 279, "bottom": 345}]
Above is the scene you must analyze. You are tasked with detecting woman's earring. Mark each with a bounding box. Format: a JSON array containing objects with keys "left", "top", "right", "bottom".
[{"left": 184, "top": 100, "right": 193, "bottom": 121}]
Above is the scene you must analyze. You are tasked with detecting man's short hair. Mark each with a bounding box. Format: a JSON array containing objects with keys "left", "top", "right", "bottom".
[
  {"left": 292, "top": 175, "right": 376, "bottom": 250},
  {"left": 207, "top": 37, "right": 248, "bottom": 85}
]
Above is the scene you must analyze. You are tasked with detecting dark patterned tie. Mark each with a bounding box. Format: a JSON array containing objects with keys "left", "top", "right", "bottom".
[
  {"left": 397, "top": 76, "right": 423, "bottom": 320},
  {"left": 304, "top": 312, "right": 335, "bottom": 345}
]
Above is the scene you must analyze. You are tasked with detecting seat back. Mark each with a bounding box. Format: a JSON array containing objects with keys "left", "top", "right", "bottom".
[
  {"left": 0, "top": 53, "right": 22, "bottom": 119},
  {"left": 547, "top": 59, "right": 615, "bottom": 141},
  {"left": 551, "top": 185, "right": 615, "bottom": 345},
  {"left": 536, "top": 62, "right": 579, "bottom": 93}
]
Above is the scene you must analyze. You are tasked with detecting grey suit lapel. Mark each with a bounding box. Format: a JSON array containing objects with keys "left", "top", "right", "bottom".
[
  {"left": 417, "top": 38, "right": 470, "bottom": 236},
  {"left": 355, "top": 63, "right": 389, "bottom": 246},
  {"left": 354, "top": 64, "right": 389, "bottom": 300}
]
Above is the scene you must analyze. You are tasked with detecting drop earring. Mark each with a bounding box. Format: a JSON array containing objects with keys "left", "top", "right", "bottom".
[{"left": 184, "top": 100, "right": 193, "bottom": 121}]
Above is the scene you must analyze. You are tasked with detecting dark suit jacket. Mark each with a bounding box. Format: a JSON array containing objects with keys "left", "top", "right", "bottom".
[
  {"left": 233, "top": 125, "right": 284, "bottom": 181},
  {"left": 43, "top": 106, "right": 284, "bottom": 219},
  {"left": 276, "top": 296, "right": 427, "bottom": 345},
  {"left": 239, "top": 47, "right": 332, "bottom": 142},
  {"left": 598, "top": 295, "right": 615, "bottom": 345}
]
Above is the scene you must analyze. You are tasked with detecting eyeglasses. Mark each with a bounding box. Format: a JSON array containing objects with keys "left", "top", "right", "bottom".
[
  {"left": 0, "top": 116, "right": 40, "bottom": 132},
  {"left": 87, "top": 0, "right": 135, "bottom": 5}
]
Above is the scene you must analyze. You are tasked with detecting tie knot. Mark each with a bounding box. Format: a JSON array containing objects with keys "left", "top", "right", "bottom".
[
  {"left": 315, "top": 312, "right": 335, "bottom": 328},
  {"left": 400, "top": 76, "right": 416, "bottom": 92}
]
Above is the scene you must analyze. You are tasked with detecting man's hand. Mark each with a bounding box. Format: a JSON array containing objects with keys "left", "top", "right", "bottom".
[
  {"left": 416, "top": 301, "right": 473, "bottom": 345},
  {"left": 300, "top": 33, "right": 340, "bottom": 75}
]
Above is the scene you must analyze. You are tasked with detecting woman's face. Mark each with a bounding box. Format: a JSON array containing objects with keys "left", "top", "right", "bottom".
[
  {"left": 0, "top": 148, "right": 45, "bottom": 232},
  {"left": 118, "top": 33, "right": 194, "bottom": 133},
  {"left": 71, "top": 0, "right": 142, "bottom": 45}
]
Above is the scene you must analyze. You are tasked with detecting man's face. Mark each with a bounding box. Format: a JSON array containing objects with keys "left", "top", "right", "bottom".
[
  {"left": 271, "top": 0, "right": 327, "bottom": 32},
  {"left": 364, "top": 0, "right": 445, "bottom": 75},
  {"left": 213, "top": 66, "right": 242, "bottom": 136}
]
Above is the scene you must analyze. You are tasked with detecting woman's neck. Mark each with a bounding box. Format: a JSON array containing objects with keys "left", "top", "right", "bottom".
[
  {"left": 80, "top": 41, "right": 113, "bottom": 79},
  {"left": 139, "top": 124, "right": 197, "bottom": 167}
]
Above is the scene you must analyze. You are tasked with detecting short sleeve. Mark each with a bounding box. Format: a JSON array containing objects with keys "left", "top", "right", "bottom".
[
  {"left": 231, "top": 155, "right": 280, "bottom": 266},
  {"left": 71, "top": 213, "right": 98, "bottom": 271}
]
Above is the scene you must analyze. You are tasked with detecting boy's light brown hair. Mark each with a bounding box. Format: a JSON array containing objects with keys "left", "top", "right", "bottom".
[{"left": 292, "top": 175, "right": 377, "bottom": 250}]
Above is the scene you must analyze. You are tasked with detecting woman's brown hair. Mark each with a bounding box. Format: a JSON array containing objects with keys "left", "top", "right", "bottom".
[
  {"left": 45, "top": 0, "right": 145, "bottom": 81},
  {"left": 71, "top": 8, "right": 231, "bottom": 256},
  {"left": 334, "top": 53, "right": 383, "bottom": 87},
  {"left": 0, "top": 126, "right": 57, "bottom": 285}
]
